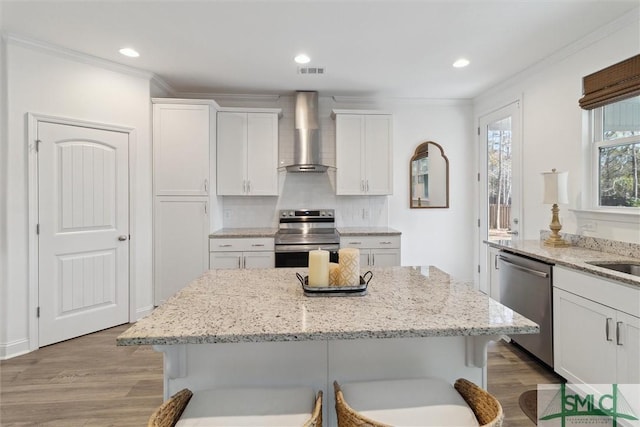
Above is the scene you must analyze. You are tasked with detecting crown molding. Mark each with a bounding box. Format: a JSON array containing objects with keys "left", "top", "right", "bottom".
[
  {"left": 174, "top": 92, "right": 281, "bottom": 103},
  {"left": 2, "top": 32, "right": 155, "bottom": 81},
  {"left": 150, "top": 75, "right": 176, "bottom": 97}
]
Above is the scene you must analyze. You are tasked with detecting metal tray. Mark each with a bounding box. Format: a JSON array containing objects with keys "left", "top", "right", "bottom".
[{"left": 296, "top": 271, "right": 372, "bottom": 297}]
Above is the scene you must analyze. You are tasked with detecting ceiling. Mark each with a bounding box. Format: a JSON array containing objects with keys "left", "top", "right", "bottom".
[{"left": 1, "top": 1, "right": 639, "bottom": 99}]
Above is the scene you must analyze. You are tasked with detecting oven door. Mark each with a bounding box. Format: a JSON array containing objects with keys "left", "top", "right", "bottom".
[{"left": 275, "top": 244, "right": 339, "bottom": 268}]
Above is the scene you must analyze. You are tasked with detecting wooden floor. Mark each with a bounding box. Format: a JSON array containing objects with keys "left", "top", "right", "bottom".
[{"left": 1, "top": 325, "right": 562, "bottom": 426}]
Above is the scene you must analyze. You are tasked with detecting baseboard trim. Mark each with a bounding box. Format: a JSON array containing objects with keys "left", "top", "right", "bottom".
[
  {"left": 0, "top": 338, "right": 31, "bottom": 360},
  {"left": 135, "top": 305, "right": 154, "bottom": 321}
]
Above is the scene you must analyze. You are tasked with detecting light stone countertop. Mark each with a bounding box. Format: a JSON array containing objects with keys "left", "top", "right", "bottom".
[
  {"left": 209, "top": 228, "right": 278, "bottom": 238},
  {"left": 117, "top": 266, "right": 538, "bottom": 346},
  {"left": 487, "top": 240, "right": 640, "bottom": 287},
  {"left": 337, "top": 227, "right": 402, "bottom": 236}
]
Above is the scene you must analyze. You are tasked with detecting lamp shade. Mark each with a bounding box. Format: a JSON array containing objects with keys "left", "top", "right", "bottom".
[{"left": 542, "top": 170, "right": 569, "bottom": 204}]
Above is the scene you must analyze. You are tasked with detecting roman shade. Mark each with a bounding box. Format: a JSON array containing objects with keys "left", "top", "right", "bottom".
[{"left": 579, "top": 54, "right": 640, "bottom": 109}]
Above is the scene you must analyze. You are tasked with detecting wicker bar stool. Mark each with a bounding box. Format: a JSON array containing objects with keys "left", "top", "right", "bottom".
[
  {"left": 148, "top": 386, "right": 323, "bottom": 427},
  {"left": 334, "top": 378, "right": 503, "bottom": 427}
]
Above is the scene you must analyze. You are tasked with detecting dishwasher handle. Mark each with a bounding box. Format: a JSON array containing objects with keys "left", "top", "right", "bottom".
[{"left": 498, "top": 256, "right": 549, "bottom": 278}]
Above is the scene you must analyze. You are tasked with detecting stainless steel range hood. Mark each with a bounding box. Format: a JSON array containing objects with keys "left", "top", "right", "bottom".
[{"left": 286, "top": 91, "right": 328, "bottom": 172}]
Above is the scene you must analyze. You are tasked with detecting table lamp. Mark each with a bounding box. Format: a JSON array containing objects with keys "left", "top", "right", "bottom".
[{"left": 542, "top": 169, "right": 569, "bottom": 247}]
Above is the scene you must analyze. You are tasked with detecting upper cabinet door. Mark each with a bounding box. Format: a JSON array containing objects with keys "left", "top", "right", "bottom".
[
  {"left": 335, "top": 114, "right": 365, "bottom": 195},
  {"left": 335, "top": 112, "right": 393, "bottom": 196},
  {"left": 364, "top": 114, "right": 392, "bottom": 195},
  {"left": 246, "top": 113, "right": 279, "bottom": 196},
  {"left": 217, "top": 112, "right": 248, "bottom": 195},
  {"left": 217, "top": 109, "right": 280, "bottom": 196},
  {"left": 153, "top": 103, "right": 210, "bottom": 196}
]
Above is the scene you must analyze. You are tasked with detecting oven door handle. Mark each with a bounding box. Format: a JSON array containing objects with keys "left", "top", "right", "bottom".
[
  {"left": 275, "top": 244, "right": 340, "bottom": 253},
  {"left": 498, "top": 256, "right": 549, "bottom": 278}
]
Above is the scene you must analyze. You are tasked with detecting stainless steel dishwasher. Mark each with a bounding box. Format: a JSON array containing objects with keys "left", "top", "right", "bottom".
[{"left": 498, "top": 250, "right": 554, "bottom": 367}]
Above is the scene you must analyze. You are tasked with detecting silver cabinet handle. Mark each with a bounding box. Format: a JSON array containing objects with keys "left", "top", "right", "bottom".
[
  {"left": 497, "top": 256, "right": 548, "bottom": 278},
  {"left": 247, "top": 181, "right": 251, "bottom": 193},
  {"left": 616, "top": 321, "right": 623, "bottom": 346},
  {"left": 366, "top": 180, "right": 369, "bottom": 192},
  {"left": 495, "top": 254, "right": 499, "bottom": 270},
  {"left": 118, "top": 235, "right": 128, "bottom": 241},
  {"left": 242, "top": 256, "right": 246, "bottom": 269},
  {"left": 372, "top": 253, "right": 375, "bottom": 265},
  {"left": 219, "top": 244, "right": 232, "bottom": 248},
  {"left": 507, "top": 230, "right": 519, "bottom": 235},
  {"left": 238, "top": 256, "right": 242, "bottom": 269},
  {"left": 361, "top": 180, "right": 365, "bottom": 192},
  {"left": 348, "top": 241, "right": 362, "bottom": 245},
  {"left": 606, "top": 318, "right": 613, "bottom": 341},
  {"left": 252, "top": 244, "right": 264, "bottom": 247},
  {"left": 204, "top": 179, "right": 209, "bottom": 193},
  {"left": 367, "top": 253, "right": 371, "bottom": 266},
  {"left": 380, "top": 241, "right": 392, "bottom": 245}
]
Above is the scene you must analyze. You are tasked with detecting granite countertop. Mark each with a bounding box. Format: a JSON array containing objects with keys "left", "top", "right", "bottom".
[
  {"left": 337, "top": 227, "right": 402, "bottom": 236},
  {"left": 209, "top": 228, "right": 278, "bottom": 238},
  {"left": 117, "top": 266, "right": 537, "bottom": 346},
  {"left": 487, "top": 240, "right": 640, "bottom": 287}
]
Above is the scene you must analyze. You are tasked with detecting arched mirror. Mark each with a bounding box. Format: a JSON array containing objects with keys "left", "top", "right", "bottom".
[{"left": 410, "top": 141, "right": 449, "bottom": 208}]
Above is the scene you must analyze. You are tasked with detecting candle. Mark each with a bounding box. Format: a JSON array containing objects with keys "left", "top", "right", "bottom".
[
  {"left": 339, "top": 248, "right": 360, "bottom": 286},
  {"left": 329, "top": 262, "right": 340, "bottom": 286},
  {"left": 308, "top": 249, "right": 329, "bottom": 287}
]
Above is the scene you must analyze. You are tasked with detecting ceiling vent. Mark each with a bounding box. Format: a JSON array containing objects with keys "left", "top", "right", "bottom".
[{"left": 297, "top": 66, "right": 325, "bottom": 75}]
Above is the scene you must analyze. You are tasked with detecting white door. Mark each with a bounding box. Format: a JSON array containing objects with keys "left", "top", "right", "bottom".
[
  {"left": 616, "top": 311, "right": 640, "bottom": 384},
  {"left": 217, "top": 112, "right": 247, "bottom": 195},
  {"left": 370, "top": 249, "right": 400, "bottom": 267},
  {"left": 243, "top": 252, "right": 275, "bottom": 269},
  {"left": 478, "top": 101, "right": 522, "bottom": 293},
  {"left": 336, "top": 114, "right": 365, "bottom": 195},
  {"left": 209, "top": 252, "right": 243, "bottom": 269},
  {"left": 364, "top": 115, "right": 393, "bottom": 195},
  {"left": 37, "top": 122, "right": 129, "bottom": 347}
]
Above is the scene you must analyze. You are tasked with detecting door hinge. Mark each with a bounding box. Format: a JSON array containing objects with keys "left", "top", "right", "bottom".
[
  {"left": 477, "top": 173, "right": 480, "bottom": 182},
  {"left": 36, "top": 224, "right": 40, "bottom": 235},
  {"left": 204, "top": 204, "right": 208, "bottom": 214},
  {"left": 37, "top": 306, "right": 40, "bottom": 318},
  {"left": 477, "top": 127, "right": 480, "bottom": 136},
  {"left": 35, "top": 139, "right": 41, "bottom": 152},
  {"left": 477, "top": 219, "right": 480, "bottom": 227},
  {"left": 477, "top": 265, "right": 481, "bottom": 273}
]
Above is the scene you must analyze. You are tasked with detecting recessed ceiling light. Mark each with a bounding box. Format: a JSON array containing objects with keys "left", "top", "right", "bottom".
[
  {"left": 119, "top": 47, "right": 140, "bottom": 58},
  {"left": 453, "top": 58, "right": 470, "bottom": 68},
  {"left": 294, "top": 54, "right": 311, "bottom": 64}
]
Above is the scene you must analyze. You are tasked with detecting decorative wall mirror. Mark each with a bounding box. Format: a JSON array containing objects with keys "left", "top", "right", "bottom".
[{"left": 410, "top": 141, "right": 449, "bottom": 208}]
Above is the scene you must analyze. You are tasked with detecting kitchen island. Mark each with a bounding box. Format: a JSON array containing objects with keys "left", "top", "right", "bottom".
[{"left": 117, "top": 266, "right": 537, "bottom": 425}]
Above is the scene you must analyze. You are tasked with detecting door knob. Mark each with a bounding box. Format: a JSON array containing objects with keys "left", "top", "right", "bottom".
[{"left": 118, "top": 235, "right": 128, "bottom": 241}]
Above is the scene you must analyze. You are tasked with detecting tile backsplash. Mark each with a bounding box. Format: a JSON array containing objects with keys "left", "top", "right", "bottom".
[{"left": 221, "top": 171, "right": 389, "bottom": 228}]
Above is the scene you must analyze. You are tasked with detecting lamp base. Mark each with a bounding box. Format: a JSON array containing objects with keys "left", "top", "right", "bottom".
[{"left": 543, "top": 236, "right": 570, "bottom": 248}]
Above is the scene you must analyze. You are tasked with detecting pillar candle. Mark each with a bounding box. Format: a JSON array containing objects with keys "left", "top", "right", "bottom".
[
  {"left": 329, "top": 262, "right": 340, "bottom": 286},
  {"left": 308, "top": 249, "right": 329, "bottom": 287},
  {"left": 339, "top": 248, "right": 360, "bottom": 286}
]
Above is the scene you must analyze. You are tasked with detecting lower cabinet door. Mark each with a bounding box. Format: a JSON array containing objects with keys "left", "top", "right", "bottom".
[
  {"left": 370, "top": 249, "right": 400, "bottom": 267},
  {"left": 154, "top": 197, "right": 209, "bottom": 305},
  {"left": 553, "top": 288, "right": 617, "bottom": 384},
  {"left": 243, "top": 252, "right": 275, "bottom": 269},
  {"left": 210, "top": 252, "right": 243, "bottom": 269},
  {"left": 616, "top": 311, "right": 640, "bottom": 384}
]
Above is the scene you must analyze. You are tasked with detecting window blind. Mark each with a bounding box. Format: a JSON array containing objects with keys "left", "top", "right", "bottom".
[{"left": 579, "top": 54, "right": 640, "bottom": 110}]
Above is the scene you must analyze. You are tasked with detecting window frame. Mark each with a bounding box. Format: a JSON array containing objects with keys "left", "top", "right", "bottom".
[{"left": 589, "top": 101, "right": 640, "bottom": 212}]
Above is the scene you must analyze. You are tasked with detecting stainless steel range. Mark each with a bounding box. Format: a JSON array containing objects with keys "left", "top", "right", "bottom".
[{"left": 274, "top": 209, "right": 340, "bottom": 268}]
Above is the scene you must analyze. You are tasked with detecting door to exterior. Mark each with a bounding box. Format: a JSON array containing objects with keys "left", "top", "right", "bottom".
[
  {"left": 478, "top": 101, "right": 522, "bottom": 293},
  {"left": 37, "top": 121, "right": 130, "bottom": 347}
]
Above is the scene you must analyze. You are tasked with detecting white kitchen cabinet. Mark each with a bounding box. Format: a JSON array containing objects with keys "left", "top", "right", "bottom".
[
  {"left": 217, "top": 109, "right": 280, "bottom": 196},
  {"left": 488, "top": 247, "right": 500, "bottom": 299},
  {"left": 340, "top": 235, "right": 401, "bottom": 267},
  {"left": 154, "top": 197, "right": 209, "bottom": 305},
  {"left": 153, "top": 102, "right": 212, "bottom": 196},
  {"left": 553, "top": 266, "right": 640, "bottom": 384},
  {"left": 209, "top": 237, "right": 275, "bottom": 269},
  {"left": 152, "top": 99, "right": 217, "bottom": 306},
  {"left": 333, "top": 110, "right": 393, "bottom": 195}
]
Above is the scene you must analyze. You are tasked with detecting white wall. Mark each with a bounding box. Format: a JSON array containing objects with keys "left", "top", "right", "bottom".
[
  {"left": 474, "top": 14, "right": 640, "bottom": 245},
  {"left": 0, "top": 38, "right": 154, "bottom": 358},
  {"left": 202, "top": 94, "right": 475, "bottom": 280}
]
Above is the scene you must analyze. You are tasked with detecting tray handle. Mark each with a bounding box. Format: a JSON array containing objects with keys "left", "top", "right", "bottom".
[
  {"left": 362, "top": 271, "right": 373, "bottom": 284},
  {"left": 295, "top": 272, "right": 305, "bottom": 286}
]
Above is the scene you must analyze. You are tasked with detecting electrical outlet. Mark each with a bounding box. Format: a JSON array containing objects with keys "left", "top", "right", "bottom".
[{"left": 224, "top": 209, "right": 232, "bottom": 219}]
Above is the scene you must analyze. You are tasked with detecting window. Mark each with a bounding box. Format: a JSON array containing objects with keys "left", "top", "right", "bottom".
[
  {"left": 592, "top": 95, "right": 640, "bottom": 208},
  {"left": 580, "top": 54, "right": 640, "bottom": 211}
]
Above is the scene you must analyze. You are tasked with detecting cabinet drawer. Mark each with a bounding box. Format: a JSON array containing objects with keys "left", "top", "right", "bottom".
[
  {"left": 554, "top": 266, "right": 640, "bottom": 318},
  {"left": 210, "top": 237, "right": 274, "bottom": 252},
  {"left": 340, "top": 235, "right": 400, "bottom": 249}
]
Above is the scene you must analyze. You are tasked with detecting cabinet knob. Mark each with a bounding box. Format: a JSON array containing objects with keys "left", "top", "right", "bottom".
[{"left": 118, "top": 235, "right": 128, "bottom": 241}]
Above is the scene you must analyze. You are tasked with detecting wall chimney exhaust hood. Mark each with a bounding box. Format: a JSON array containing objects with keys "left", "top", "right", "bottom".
[{"left": 286, "top": 91, "right": 328, "bottom": 172}]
